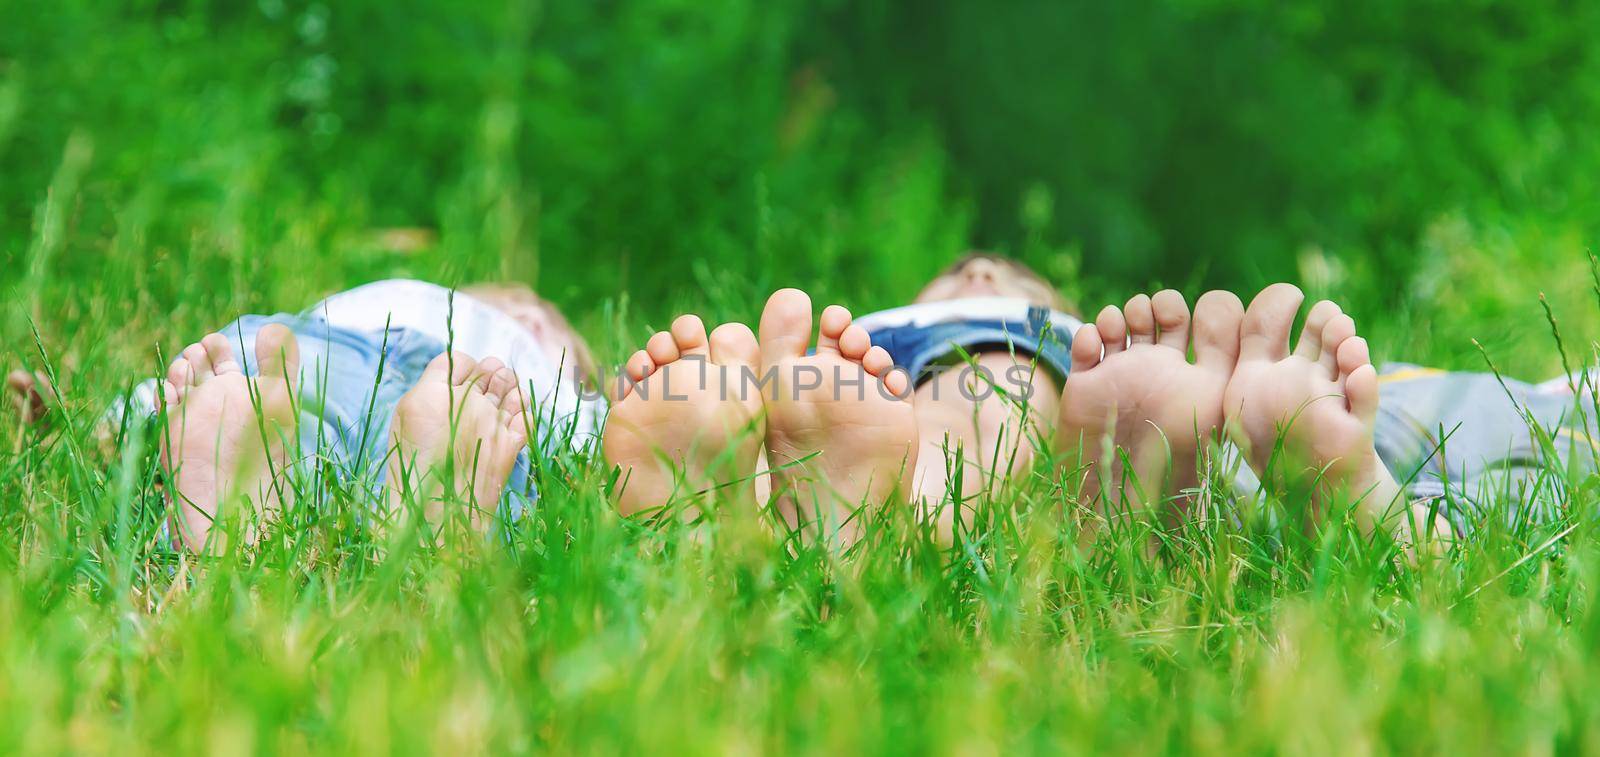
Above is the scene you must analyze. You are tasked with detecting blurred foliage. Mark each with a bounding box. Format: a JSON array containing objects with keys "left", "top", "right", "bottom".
[{"left": 3, "top": 0, "right": 1600, "bottom": 366}]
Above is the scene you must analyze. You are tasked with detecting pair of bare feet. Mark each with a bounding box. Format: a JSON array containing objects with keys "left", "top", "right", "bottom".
[
  {"left": 603, "top": 289, "right": 918, "bottom": 545},
  {"left": 162, "top": 327, "right": 529, "bottom": 550},
  {"left": 1059, "top": 283, "right": 1416, "bottom": 539},
  {"left": 606, "top": 283, "right": 1423, "bottom": 547}
]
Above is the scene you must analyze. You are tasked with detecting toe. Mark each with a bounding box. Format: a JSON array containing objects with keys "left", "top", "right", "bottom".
[
  {"left": 862, "top": 345, "right": 894, "bottom": 377},
  {"left": 1070, "top": 323, "right": 1104, "bottom": 374},
  {"left": 1239, "top": 283, "right": 1304, "bottom": 362},
  {"left": 498, "top": 378, "right": 527, "bottom": 420},
  {"left": 168, "top": 354, "right": 197, "bottom": 390},
  {"left": 1346, "top": 363, "right": 1380, "bottom": 422},
  {"left": 483, "top": 365, "right": 519, "bottom": 405},
  {"left": 201, "top": 334, "right": 239, "bottom": 375},
  {"left": 815, "top": 305, "right": 852, "bottom": 354},
  {"left": 180, "top": 343, "right": 213, "bottom": 382},
  {"left": 670, "top": 314, "right": 711, "bottom": 357},
  {"left": 838, "top": 324, "right": 871, "bottom": 361},
  {"left": 421, "top": 351, "right": 478, "bottom": 385},
  {"left": 1123, "top": 294, "right": 1157, "bottom": 345},
  {"left": 618, "top": 349, "right": 654, "bottom": 400},
  {"left": 470, "top": 357, "right": 506, "bottom": 392},
  {"left": 254, "top": 323, "right": 300, "bottom": 379},
  {"left": 1318, "top": 314, "right": 1357, "bottom": 377},
  {"left": 708, "top": 322, "right": 759, "bottom": 369},
  {"left": 645, "top": 330, "right": 680, "bottom": 366},
  {"left": 1193, "top": 290, "right": 1245, "bottom": 369},
  {"left": 1336, "top": 335, "right": 1370, "bottom": 379},
  {"left": 1292, "top": 300, "right": 1342, "bottom": 361},
  {"left": 882, "top": 365, "right": 910, "bottom": 398},
  {"left": 1095, "top": 305, "right": 1128, "bottom": 357},
  {"left": 758, "top": 288, "right": 814, "bottom": 367},
  {"left": 1152, "top": 289, "right": 1191, "bottom": 352}
]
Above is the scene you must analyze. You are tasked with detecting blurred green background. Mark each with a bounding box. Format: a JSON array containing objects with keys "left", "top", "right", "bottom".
[{"left": 5, "top": 0, "right": 1600, "bottom": 375}]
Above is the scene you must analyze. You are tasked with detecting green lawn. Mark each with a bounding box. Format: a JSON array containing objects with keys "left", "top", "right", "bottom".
[{"left": 7, "top": 1, "right": 1600, "bottom": 753}]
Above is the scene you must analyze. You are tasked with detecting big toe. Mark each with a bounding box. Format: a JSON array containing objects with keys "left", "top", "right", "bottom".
[
  {"left": 759, "top": 288, "right": 814, "bottom": 366},
  {"left": 254, "top": 323, "right": 300, "bottom": 379},
  {"left": 1239, "top": 283, "right": 1303, "bottom": 362},
  {"left": 1193, "top": 290, "right": 1245, "bottom": 369},
  {"left": 422, "top": 351, "right": 480, "bottom": 385}
]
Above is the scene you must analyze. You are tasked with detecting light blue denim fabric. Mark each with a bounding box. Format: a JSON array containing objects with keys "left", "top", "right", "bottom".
[{"left": 217, "top": 312, "right": 535, "bottom": 522}]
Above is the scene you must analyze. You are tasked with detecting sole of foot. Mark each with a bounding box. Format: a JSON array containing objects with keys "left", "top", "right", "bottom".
[
  {"left": 759, "top": 288, "right": 918, "bottom": 547},
  {"left": 1222, "top": 283, "right": 1413, "bottom": 536},
  {"left": 163, "top": 325, "right": 299, "bottom": 551},
  {"left": 601, "top": 314, "right": 764, "bottom": 520},
  {"left": 385, "top": 352, "right": 528, "bottom": 531},
  {"left": 1057, "top": 289, "right": 1243, "bottom": 520}
]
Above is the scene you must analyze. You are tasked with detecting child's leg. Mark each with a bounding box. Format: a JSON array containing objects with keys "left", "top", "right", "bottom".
[
  {"left": 1370, "top": 364, "right": 1599, "bottom": 534},
  {"left": 909, "top": 351, "right": 1059, "bottom": 541}
]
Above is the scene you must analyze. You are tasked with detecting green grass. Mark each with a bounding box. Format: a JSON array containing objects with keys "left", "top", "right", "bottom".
[{"left": 9, "top": 1, "right": 1600, "bottom": 753}]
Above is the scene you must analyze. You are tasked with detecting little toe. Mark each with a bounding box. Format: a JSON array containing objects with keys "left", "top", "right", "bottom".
[
  {"left": 882, "top": 365, "right": 910, "bottom": 398},
  {"left": 670, "top": 314, "right": 711, "bottom": 357},
  {"left": 618, "top": 349, "right": 654, "bottom": 401},
  {"left": 1193, "top": 290, "right": 1245, "bottom": 370},
  {"left": 1318, "top": 314, "right": 1357, "bottom": 377},
  {"left": 1292, "top": 300, "right": 1342, "bottom": 361},
  {"left": 758, "top": 288, "right": 815, "bottom": 367},
  {"left": 1123, "top": 294, "right": 1157, "bottom": 345},
  {"left": 708, "top": 322, "right": 760, "bottom": 369},
  {"left": 201, "top": 333, "right": 240, "bottom": 375},
  {"left": 1070, "top": 323, "right": 1105, "bottom": 374},
  {"left": 1151, "top": 289, "right": 1191, "bottom": 351},
  {"left": 815, "top": 305, "right": 852, "bottom": 354},
  {"left": 1095, "top": 305, "right": 1129, "bottom": 357},
  {"left": 838, "top": 324, "right": 871, "bottom": 361},
  {"left": 1239, "top": 283, "right": 1304, "bottom": 362},
  {"left": 645, "top": 330, "right": 680, "bottom": 366},
  {"left": 1346, "top": 364, "right": 1380, "bottom": 422}
]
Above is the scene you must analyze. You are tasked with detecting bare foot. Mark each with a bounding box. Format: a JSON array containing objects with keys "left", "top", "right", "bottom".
[
  {"left": 163, "top": 325, "right": 300, "bottom": 551},
  {"left": 1057, "top": 290, "right": 1243, "bottom": 519},
  {"left": 385, "top": 352, "right": 528, "bottom": 530},
  {"left": 1223, "top": 284, "right": 1416, "bottom": 536},
  {"left": 758, "top": 288, "right": 918, "bottom": 546},
  {"left": 6, "top": 369, "right": 52, "bottom": 426},
  {"left": 601, "top": 314, "right": 764, "bottom": 519}
]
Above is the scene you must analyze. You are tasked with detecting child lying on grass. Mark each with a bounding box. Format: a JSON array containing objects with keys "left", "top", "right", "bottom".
[
  {"left": 12, "top": 279, "right": 606, "bottom": 551},
  {"left": 611, "top": 254, "right": 1597, "bottom": 548},
  {"left": 11, "top": 258, "right": 1592, "bottom": 553}
]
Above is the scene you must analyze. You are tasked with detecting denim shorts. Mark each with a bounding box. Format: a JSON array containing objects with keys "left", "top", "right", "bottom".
[{"left": 215, "top": 312, "right": 535, "bottom": 520}]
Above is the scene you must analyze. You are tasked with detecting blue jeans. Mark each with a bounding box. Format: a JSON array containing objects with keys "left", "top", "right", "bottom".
[{"left": 218, "top": 313, "right": 535, "bottom": 521}]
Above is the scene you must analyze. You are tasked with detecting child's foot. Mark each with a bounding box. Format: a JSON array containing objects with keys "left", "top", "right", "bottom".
[
  {"left": 601, "top": 314, "right": 764, "bottom": 518},
  {"left": 385, "top": 352, "right": 528, "bottom": 529},
  {"left": 163, "top": 325, "right": 299, "bottom": 551},
  {"left": 6, "top": 369, "right": 53, "bottom": 426},
  {"left": 1057, "top": 290, "right": 1243, "bottom": 512},
  {"left": 1222, "top": 284, "right": 1406, "bottom": 531},
  {"left": 759, "top": 288, "right": 918, "bottom": 545}
]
